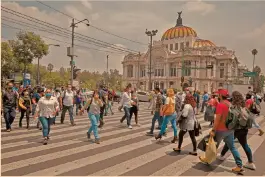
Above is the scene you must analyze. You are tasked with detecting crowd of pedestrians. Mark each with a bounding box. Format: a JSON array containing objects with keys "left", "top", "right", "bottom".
[{"left": 1, "top": 81, "right": 265, "bottom": 174}]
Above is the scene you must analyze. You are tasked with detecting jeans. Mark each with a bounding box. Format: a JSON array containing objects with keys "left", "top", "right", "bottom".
[
  {"left": 252, "top": 116, "right": 260, "bottom": 129},
  {"left": 19, "top": 108, "right": 30, "bottom": 127},
  {"left": 75, "top": 103, "right": 82, "bottom": 114},
  {"left": 201, "top": 100, "right": 207, "bottom": 112},
  {"left": 221, "top": 129, "right": 253, "bottom": 163},
  {"left": 121, "top": 106, "right": 131, "bottom": 126},
  {"left": 3, "top": 107, "right": 16, "bottom": 130},
  {"left": 61, "top": 105, "right": 74, "bottom": 122},
  {"left": 150, "top": 111, "right": 163, "bottom": 133},
  {"left": 105, "top": 103, "right": 113, "bottom": 115},
  {"left": 32, "top": 104, "right": 37, "bottom": 116},
  {"left": 99, "top": 104, "right": 106, "bottom": 127},
  {"left": 159, "top": 113, "right": 177, "bottom": 136},
  {"left": 130, "top": 106, "right": 138, "bottom": 124},
  {"left": 88, "top": 113, "right": 100, "bottom": 139},
  {"left": 39, "top": 117, "right": 53, "bottom": 137},
  {"left": 215, "top": 130, "right": 242, "bottom": 167}
]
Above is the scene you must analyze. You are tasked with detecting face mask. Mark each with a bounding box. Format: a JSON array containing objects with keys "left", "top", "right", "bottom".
[{"left": 45, "top": 93, "right": 52, "bottom": 97}]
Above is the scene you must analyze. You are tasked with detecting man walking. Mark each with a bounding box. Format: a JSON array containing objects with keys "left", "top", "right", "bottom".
[
  {"left": 2, "top": 82, "right": 18, "bottom": 132},
  {"left": 60, "top": 84, "right": 75, "bottom": 126},
  {"left": 200, "top": 91, "right": 209, "bottom": 112}
]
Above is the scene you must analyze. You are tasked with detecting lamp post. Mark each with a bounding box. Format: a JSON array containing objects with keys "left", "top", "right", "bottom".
[
  {"left": 37, "top": 44, "right": 60, "bottom": 85},
  {"left": 252, "top": 49, "right": 258, "bottom": 71},
  {"left": 137, "top": 52, "right": 140, "bottom": 90},
  {"left": 145, "top": 29, "right": 158, "bottom": 91},
  {"left": 69, "top": 18, "right": 90, "bottom": 86}
]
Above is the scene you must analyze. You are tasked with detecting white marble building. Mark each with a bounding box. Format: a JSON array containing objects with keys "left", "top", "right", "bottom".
[{"left": 122, "top": 12, "right": 248, "bottom": 92}]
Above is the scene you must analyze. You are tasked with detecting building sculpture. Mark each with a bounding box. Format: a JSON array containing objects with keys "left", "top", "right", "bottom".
[{"left": 122, "top": 12, "right": 249, "bottom": 92}]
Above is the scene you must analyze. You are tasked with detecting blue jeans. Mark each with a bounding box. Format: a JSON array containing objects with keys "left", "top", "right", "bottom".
[
  {"left": 150, "top": 111, "right": 163, "bottom": 133},
  {"left": 122, "top": 107, "right": 131, "bottom": 126},
  {"left": 88, "top": 113, "right": 100, "bottom": 139},
  {"left": 39, "top": 117, "right": 53, "bottom": 137},
  {"left": 221, "top": 129, "right": 253, "bottom": 163},
  {"left": 159, "top": 113, "right": 178, "bottom": 137},
  {"left": 3, "top": 107, "right": 16, "bottom": 130},
  {"left": 61, "top": 105, "right": 74, "bottom": 122},
  {"left": 215, "top": 130, "right": 242, "bottom": 167}
]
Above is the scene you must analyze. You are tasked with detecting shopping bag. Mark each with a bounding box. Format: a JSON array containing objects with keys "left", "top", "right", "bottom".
[
  {"left": 201, "top": 136, "right": 217, "bottom": 164},
  {"left": 198, "top": 135, "right": 209, "bottom": 152}
]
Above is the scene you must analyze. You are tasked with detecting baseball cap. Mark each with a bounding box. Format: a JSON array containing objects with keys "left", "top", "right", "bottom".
[{"left": 217, "top": 89, "right": 229, "bottom": 96}]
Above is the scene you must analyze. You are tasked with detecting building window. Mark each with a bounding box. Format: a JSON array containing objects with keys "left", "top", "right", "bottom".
[
  {"left": 184, "top": 60, "right": 191, "bottom": 76},
  {"left": 175, "top": 43, "right": 178, "bottom": 50},
  {"left": 211, "top": 62, "right": 214, "bottom": 77},
  {"left": 180, "top": 42, "right": 184, "bottom": 50},
  {"left": 186, "top": 42, "right": 189, "bottom": 47},
  {"left": 155, "top": 69, "right": 164, "bottom": 77},
  {"left": 219, "top": 83, "right": 223, "bottom": 87},
  {"left": 220, "top": 68, "right": 224, "bottom": 78},
  {"left": 165, "top": 44, "right": 168, "bottom": 49},
  {"left": 170, "top": 67, "right": 176, "bottom": 76},
  {"left": 140, "top": 65, "right": 145, "bottom": 77},
  {"left": 220, "top": 63, "right": 224, "bottom": 67},
  {"left": 170, "top": 44, "right": 173, "bottom": 50},
  {"left": 127, "top": 65, "right": 133, "bottom": 78},
  {"left": 194, "top": 61, "right": 197, "bottom": 77}
]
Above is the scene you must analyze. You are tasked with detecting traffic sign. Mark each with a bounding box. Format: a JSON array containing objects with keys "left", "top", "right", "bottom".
[{"left": 243, "top": 72, "right": 257, "bottom": 77}]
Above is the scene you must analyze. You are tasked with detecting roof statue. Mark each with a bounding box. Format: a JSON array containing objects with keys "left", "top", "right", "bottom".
[{"left": 176, "top": 11, "right": 183, "bottom": 26}]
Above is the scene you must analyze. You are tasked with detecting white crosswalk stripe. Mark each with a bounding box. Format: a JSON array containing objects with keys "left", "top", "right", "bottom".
[{"left": 1, "top": 103, "right": 265, "bottom": 176}]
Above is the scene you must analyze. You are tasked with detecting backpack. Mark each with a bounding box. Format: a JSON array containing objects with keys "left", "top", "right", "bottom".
[{"left": 224, "top": 103, "right": 253, "bottom": 130}]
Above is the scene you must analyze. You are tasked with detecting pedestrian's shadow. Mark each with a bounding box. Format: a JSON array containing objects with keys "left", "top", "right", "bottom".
[
  {"left": 165, "top": 150, "right": 193, "bottom": 157},
  {"left": 151, "top": 139, "right": 171, "bottom": 145}
]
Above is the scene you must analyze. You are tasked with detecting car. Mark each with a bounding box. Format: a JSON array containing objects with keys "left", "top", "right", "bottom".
[{"left": 137, "top": 91, "right": 150, "bottom": 102}]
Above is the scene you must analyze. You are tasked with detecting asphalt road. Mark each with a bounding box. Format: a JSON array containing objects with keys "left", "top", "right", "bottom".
[{"left": 1, "top": 102, "right": 265, "bottom": 176}]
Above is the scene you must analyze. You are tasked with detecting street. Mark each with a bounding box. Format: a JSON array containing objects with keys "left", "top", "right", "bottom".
[{"left": 1, "top": 102, "right": 265, "bottom": 176}]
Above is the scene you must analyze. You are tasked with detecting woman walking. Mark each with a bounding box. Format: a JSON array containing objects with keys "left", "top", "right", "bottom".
[
  {"left": 80, "top": 90, "right": 103, "bottom": 144},
  {"left": 130, "top": 91, "right": 139, "bottom": 126},
  {"left": 119, "top": 86, "right": 133, "bottom": 129},
  {"left": 34, "top": 89, "right": 59, "bottom": 145},
  {"left": 173, "top": 94, "right": 198, "bottom": 156},
  {"left": 218, "top": 91, "right": 256, "bottom": 170},
  {"left": 18, "top": 90, "right": 32, "bottom": 129},
  {"left": 155, "top": 88, "right": 178, "bottom": 143}
]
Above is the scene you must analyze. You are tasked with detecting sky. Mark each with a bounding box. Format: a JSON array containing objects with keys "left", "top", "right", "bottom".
[{"left": 1, "top": 0, "right": 265, "bottom": 74}]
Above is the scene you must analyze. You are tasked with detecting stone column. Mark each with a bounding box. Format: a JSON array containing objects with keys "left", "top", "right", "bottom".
[{"left": 191, "top": 61, "right": 195, "bottom": 77}]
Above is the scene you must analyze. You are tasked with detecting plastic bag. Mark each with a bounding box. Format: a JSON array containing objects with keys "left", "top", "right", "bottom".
[{"left": 200, "top": 136, "right": 217, "bottom": 164}]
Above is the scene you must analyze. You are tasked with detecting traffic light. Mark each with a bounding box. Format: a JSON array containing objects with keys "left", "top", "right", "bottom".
[{"left": 73, "top": 68, "right": 81, "bottom": 79}]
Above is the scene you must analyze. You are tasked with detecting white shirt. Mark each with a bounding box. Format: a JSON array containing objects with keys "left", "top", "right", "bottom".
[
  {"left": 36, "top": 96, "right": 59, "bottom": 118},
  {"left": 54, "top": 92, "right": 61, "bottom": 99},
  {"left": 62, "top": 91, "right": 74, "bottom": 106},
  {"left": 120, "top": 92, "right": 132, "bottom": 108}
]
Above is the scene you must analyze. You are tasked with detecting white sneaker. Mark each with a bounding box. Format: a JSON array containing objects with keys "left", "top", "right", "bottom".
[
  {"left": 244, "top": 162, "right": 256, "bottom": 170},
  {"left": 217, "top": 155, "right": 225, "bottom": 161},
  {"left": 128, "top": 125, "right": 132, "bottom": 129}
]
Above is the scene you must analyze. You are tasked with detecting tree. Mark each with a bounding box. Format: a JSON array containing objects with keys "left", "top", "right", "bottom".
[
  {"left": 47, "top": 63, "right": 54, "bottom": 74},
  {"left": 1, "top": 42, "right": 16, "bottom": 78}
]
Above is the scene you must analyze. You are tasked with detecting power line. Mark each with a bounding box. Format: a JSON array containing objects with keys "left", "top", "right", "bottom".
[
  {"left": 35, "top": 0, "right": 148, "bottom": 46},
  {"left": 1, "top": 16, "right": 132, "bottom": 54},
  {"left": 1, "top": 23, "right": 127, "bottom": 55},
  {"left": 1, "top": 6, "right": 139, "bottom": 54}
]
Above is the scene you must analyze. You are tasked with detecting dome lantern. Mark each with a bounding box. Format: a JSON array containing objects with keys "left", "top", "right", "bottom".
[{"left": 176, "top": 11, "right": 183, "bottom": 27}]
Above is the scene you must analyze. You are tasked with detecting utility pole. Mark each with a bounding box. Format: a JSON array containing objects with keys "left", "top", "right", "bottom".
[
  {"left": 145, "top": 29, "right": 158, "bottom": 91},
  {"left": 137, "top": 52, "right": 140, "bottom": 90},
  {"left": 68, "top": 18, "right": 89, "bottom": 86},
  {"left": 107, "top": 55, "right": 109, "bottom": 86}
]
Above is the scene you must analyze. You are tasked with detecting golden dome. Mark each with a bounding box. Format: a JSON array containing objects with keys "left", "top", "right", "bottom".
[
  {"left": 161, "top": 26, "right": 197, "bottom": 40},
  {"left": 193, "top": 39, "right": 216, "bottom": 48},
  {"left": 161, "top": 11, "right": 197, "bottom": 40}
]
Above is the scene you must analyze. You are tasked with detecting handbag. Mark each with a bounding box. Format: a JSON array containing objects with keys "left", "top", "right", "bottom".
[
  {"left": 160, "top": 98, "right": 175, "bottom": 116},
  {"left": 193, "top": 108, "right": 201, "bottom": 137}
]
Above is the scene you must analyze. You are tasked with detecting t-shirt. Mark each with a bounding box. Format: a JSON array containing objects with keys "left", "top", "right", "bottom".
[
  {"left": 62, "top": 91, "right": 74, "bottom": 106},
  {"left": 245, "top": 99, "right": 254, "bottom": 109},
  {"left": 203, "top": 94, "right": 209, "bottom": 101},
  {"left": 214, "top": 100, "right": 230, "bottom": 131},
  {"left": 165, "top": 97, "right": 176, "bottom": 104},
  {"left": 33, "top": 93, "right": 41, "bottom": 103}
]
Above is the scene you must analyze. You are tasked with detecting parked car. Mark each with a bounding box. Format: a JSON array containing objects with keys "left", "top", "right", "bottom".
[{"left": 137, "top": 91, "right": 150, "bottom": 102}]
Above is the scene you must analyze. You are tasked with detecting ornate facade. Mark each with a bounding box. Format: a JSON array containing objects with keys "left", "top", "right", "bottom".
[{"left": 122, "top": 12, "right": 247, "bottom": 92}]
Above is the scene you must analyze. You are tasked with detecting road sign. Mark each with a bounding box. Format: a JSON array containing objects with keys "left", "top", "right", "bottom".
[
  {"left": 206, "top": 65, "right": 213, "bottom": 69},
  {"left": 243, "top": 72, "right": 257, "bottom": 77}
]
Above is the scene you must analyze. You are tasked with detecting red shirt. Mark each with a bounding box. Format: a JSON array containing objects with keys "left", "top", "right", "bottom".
[
  {"left": 214, "top": 100, "right": 230, "bottom": 131},
  {"left": 208, "top": 98, "right": 219, "bottom": 108},
  {"left": 245, "top": 99, "right": 253, "bottom": 109}
]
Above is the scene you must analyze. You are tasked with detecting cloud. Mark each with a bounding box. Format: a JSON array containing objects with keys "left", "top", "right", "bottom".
[
  {"left": 242, "top": 23, "right": 265, "bottom": 40},
  {"left": 91, "top": 13, "right": 100, "bottom": 21},
  {"left": 81, "top": 0, "right": 92, "bottom": 10},
  {"left": 182, "top": 1, "right": 216, "bottom": 16}
]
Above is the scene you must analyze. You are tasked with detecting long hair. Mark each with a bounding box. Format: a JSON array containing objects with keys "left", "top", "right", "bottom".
[
  {"left": 231, "top": 91, "right": 245, "bottom": 108},
  {"left": 184, "top": 94, "right": 196, "bottom": 108}
]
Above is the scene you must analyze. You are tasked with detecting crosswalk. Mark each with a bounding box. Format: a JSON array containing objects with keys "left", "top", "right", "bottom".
[{"left": 1, "top": 102, "right": 265, "bottom": 176}]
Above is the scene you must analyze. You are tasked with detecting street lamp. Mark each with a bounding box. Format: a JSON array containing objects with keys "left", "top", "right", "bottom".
[
  {"left": 37, "top": 44, "right": 60, "bottom": 85},
  {"left": 69, "top": 18, "right": 89, "bottom": 86},
  {"left": 252, "top": 49, "right": 258, "bottom": 71},
  {"left": 145, "top": 29, "right": 158, "bottom": 91}
]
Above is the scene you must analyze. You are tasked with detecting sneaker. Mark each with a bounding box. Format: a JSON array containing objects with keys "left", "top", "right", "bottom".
[
  {"left": 259, "top": 129, "right": 264, "bottom": 136},
  {"left": 128, "top": 125, "right": 132, "bottom": 129},
  {"left": 43, "top": 138, "right": 48, "bottom": 145},
  {"left": 71, "top": 120, "right": 76, "bottom": 126},
  {"left": 87, "top": 132, "right": 91, "bottom": 139},
  {"left": 217, "top": 155, "right": 225, "bottom": 161},
  {"left": 95, "top": 139, "right": 100, "bottom": 144},
  {"left": 146, "top": 132, "right": 154, "bottom": 136},
  {"left": 6, "top": 129, "right": 11, "bottom": 132},
  {"left": 243, "top": 162, "right": 256, "bottom": 170},
  {"left": 232, "top": 166, "right": 244, "bottom": 173}
]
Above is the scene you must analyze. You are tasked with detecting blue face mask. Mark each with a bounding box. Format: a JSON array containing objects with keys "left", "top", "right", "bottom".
[{"left": 45, "top": 93, "right": 52, "bottom": 97}]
